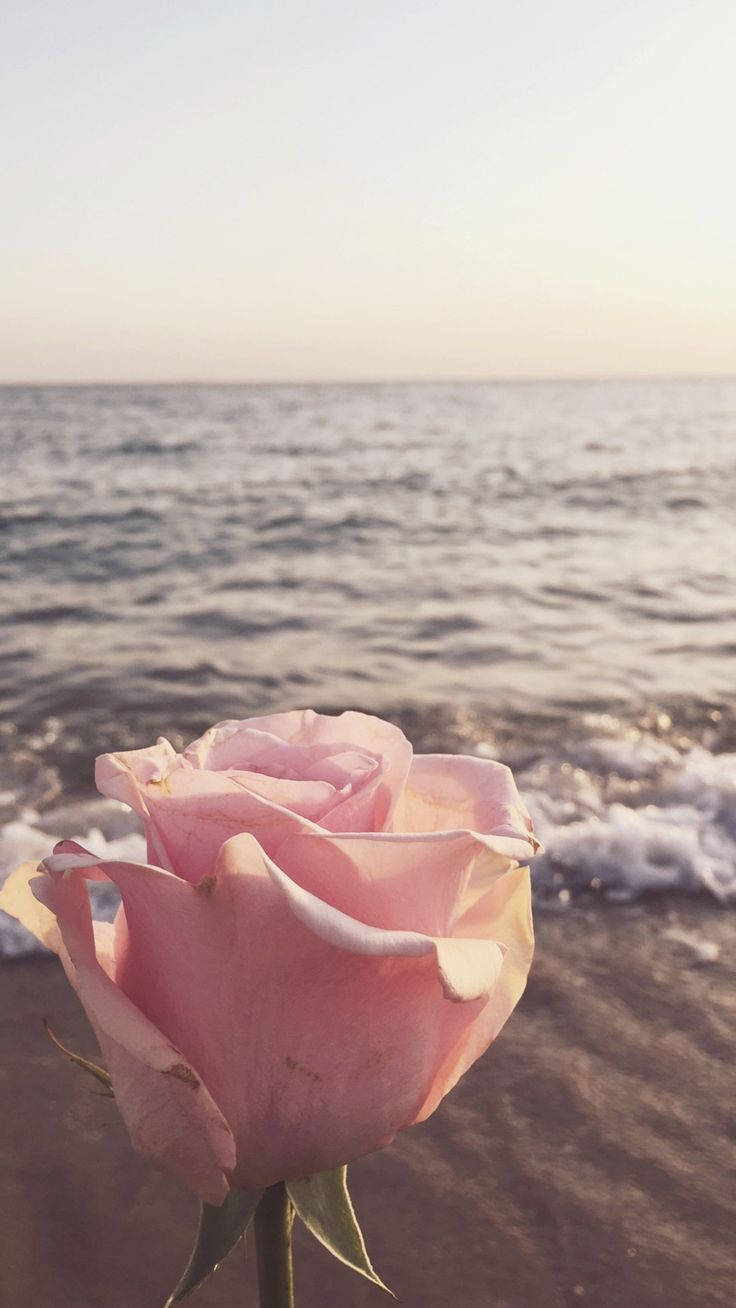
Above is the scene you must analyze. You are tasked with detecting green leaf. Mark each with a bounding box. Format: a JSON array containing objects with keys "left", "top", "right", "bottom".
[
  {"left": 43, "top": 1019, "right": 113, "bottom": 1093},
  {"left": 164, "top": 1186, "right": 263, "bottom": 1305},
  {"left": 287, "top": 1166, "right": 393, "bottom": 1295}
]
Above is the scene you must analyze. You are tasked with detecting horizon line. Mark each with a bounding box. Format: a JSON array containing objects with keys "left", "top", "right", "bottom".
[{"left": 1, "top": 371, "right": 735, "bottom": 388}]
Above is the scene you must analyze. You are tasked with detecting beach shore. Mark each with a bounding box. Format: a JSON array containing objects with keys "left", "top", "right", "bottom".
[{"left": 1, "top": 899, "right": 733, "bottom": 1308}]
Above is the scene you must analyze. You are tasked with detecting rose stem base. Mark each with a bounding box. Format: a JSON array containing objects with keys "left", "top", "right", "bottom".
[{"left": 254, "top": 1182, "right": 295, "bottom": 1308}]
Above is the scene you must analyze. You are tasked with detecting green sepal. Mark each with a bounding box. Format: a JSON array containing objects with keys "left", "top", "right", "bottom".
[
  {"left": 163, "top": 1186, "right": 263, "bottom": 1305},
  {"left": 43, "top": 1019, "right": 113, "bottom": 1094},
  {"left": 287, "top": 1166, "right": 393, "bottom": 1295}
]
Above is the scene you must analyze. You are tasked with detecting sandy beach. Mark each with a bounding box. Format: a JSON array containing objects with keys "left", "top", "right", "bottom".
[{"left": 1, "top": 898, "right": 733, "bottom": 1308}]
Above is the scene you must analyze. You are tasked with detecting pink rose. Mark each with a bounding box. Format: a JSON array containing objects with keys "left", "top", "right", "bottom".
[{"left": 2, "top": 710, "right": 539, "bottom": 1205}]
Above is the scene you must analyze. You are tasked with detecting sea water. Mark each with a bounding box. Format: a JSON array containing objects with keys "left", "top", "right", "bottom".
[{"left": 2, "top": 379, "right": 735, "bottom": 954}]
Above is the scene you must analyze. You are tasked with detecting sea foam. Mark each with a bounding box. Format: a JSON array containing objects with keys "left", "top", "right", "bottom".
[{"left": 522, "top": 726, "right": 736, "bottom": 904}]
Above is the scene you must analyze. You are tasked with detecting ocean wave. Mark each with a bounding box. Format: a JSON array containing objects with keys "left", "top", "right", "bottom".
[{"left": 523, "top": 722, "right": 736, "bottom": 905}]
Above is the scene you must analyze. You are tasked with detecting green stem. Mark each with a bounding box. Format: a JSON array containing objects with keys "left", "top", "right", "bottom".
[{"left": 254, "top": 1183, "right": 295, "bottom": 1308}]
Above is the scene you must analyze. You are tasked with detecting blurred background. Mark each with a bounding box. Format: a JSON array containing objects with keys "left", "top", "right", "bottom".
[{"left": 1, "top": 3, "right": 735, "bottom": 1305}]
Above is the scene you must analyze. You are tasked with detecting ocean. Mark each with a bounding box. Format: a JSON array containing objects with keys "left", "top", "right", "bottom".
[{"left": 2, "top": 378, "right": 735, "bottom": 954}]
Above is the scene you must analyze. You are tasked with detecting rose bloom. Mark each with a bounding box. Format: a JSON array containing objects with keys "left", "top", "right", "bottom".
[{"left": 3, "top": 711, "right": 540, "bottom": 1205}]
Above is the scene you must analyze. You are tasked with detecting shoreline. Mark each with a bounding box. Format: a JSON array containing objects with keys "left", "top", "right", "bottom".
[{"left": 1, "top": 898, "right": 733, "bottom": 1306}]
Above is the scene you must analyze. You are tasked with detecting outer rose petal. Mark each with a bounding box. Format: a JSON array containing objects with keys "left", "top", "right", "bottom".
[
  {"left": 95, "top": 739, "right": 182, "bottom": 871},
  {"left": 128, "top": 784, "right": 324, "bottom": 883},
  {"left": 28, "top": 860, "right": 236, "bottom": 1205},
  {"left": 0, "top": 859, "right": 62, "bottom": 952},
  {"left": 262, "top": 850, "right": 506, "bottom": 1002},
  {"left": 416, "top": 865, "right": 534, "bottom": 1120},
  {"left": 61, "top": 835, "right": 515, "bottom": 1189},
  {"left": 393, "top": 754, "right": 540, "bottom": 860},
  {"left": 94, "top": 737, "right": 179, "bottom": 815},
  {"left": 272, "top": 828, "right": 508, "bottom": 938}
]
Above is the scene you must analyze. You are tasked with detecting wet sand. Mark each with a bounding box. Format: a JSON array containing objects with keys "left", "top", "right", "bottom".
[{"left": 1, "top": 900, "right": 734, "bottom": 1307}]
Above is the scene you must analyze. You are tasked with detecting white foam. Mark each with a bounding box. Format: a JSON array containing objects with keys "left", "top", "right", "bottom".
[
  {"left": 578, "top": 734, "right": 681, "bottom": 779},
  {"left": 522, "top": 732, "right": 736, "bottom": 903}
]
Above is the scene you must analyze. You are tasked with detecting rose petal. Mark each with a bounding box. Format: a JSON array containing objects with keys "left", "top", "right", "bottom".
[
  {"left": 0, "top": 859, "right": 61, "bottom": 952},
  {"left": 273, "top": 828, "right": 505, "bottom": 938},
  {"left": 127, "top": 783, "right": 323, "bottom": 883},
  {"left": 184, "top": 724, "right": 375, "bottom": 791},
  {"left": 416, "top": 865, "right": 534, "bottom": 1120},
  {"left": 95, "top": 739, "right": 180, "bottom": 870},
  {"left": 263, "top": 848, "right": 506, "bottom": 1002},
  {"left": 94, "top": 737, "right": 179, "bottom": 814},
  {"left": 167, "top": 764, "right": 340, "bottom": 822},
  {"left": 393, "top": 754, "right": 541, "bottom": 860},
  {"left": 29, "top": 861, "right": 236, "bottom": 1204}
]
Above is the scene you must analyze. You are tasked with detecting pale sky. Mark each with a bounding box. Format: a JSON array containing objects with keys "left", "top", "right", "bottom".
[{"left": 2, "top": 0, "right": 735, "bottom": 382}]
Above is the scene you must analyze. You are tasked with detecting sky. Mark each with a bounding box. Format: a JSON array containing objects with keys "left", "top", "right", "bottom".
[{"left": 2, "top": 0, "right": 735, "bottom": 382}]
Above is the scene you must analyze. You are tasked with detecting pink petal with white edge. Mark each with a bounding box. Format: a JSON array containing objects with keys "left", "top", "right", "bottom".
[
  {"left": 273, "top": 828, "right": 483, "bottom": 936},
  {"left": 262, "top": 850, "right": 505, "bottom": 1003},
  {"left": 30, "top": 856, "right": 236, "bottom": 1204}
]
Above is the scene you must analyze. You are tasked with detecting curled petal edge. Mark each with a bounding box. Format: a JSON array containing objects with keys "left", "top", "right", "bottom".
[{"left": 261, "top": 845, "right": 506, "bottom": 1004}]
